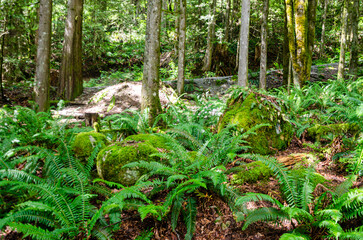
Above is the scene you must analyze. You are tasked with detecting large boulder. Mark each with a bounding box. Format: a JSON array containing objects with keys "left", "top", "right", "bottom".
[
  {"left": 96, "top": 134, "right": 169, "bottom": 186},
  {"left": 217, "top": 92, "right": 293, "bottom": 155},
  {"left": 72, "top": 131, "right": 109, "bottom": 160}
]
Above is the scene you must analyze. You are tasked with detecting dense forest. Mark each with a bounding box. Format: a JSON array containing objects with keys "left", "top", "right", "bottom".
[{"left": 0, "top": 0, "right": 362, "bottom": 239}]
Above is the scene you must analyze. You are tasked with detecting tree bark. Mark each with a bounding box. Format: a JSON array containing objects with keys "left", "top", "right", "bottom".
[
  {"left": 0, "top": 17, "right": 6, "bottom": 101},
  {"left": 285, "top": 0, "right": 317, "bottom": 87},
  {"left": 237, "top": 0, "right": 250, "bottom": 87},
  {"left": 202, "top": 0, "right": 216, "bottom": 72},
  {"left": 319, "top": 0, "right": 328, "bottom": 57},
  {"left": 224, "top": 0, "right": 231, "bottom": 42},
  {"left": 337, "top": 0, "right": 348, "bottom": 81},
  {"left": 141, "top": 0, "right": 162, "bottom": 126},
  {"left": 348, "top": 0, "right": 359, "bottom": 79},
  {"left": 34, "top": 0, "right": 52, "bottom": 112},
  {"left": 177, "top": 0, "right": 186, "bottom": 95},
  {"left": 58, "top": 0, "right": 83, "bottom": 101},
  {"left": 282, "top": 4, "right": 289, "bottom": 86},
  {"left": 259, "top": 0, "right": 269, "bottom": 90}
]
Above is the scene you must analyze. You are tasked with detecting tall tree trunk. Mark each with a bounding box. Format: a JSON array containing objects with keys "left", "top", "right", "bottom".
[
  {"left": 141, "top": 0, "right": 162, "bottom": 126},
  {"left": 0, "top": 17, "right": 6, "bottom": 101},
  {"left": 282, "top": 4, "right": 289, "bottom": 86},
  {"left": 58, "top": 0, "right": 83, "bottom": 101},
  {"left": 34, "top": 0, "right": 52, "bottom": 112},
  {"left": 224, "top": 0, "right": 231, "bottom": 42},
  {"left": 319, "top": 0, "right": 328, "bottom": 57},
  {"left": 174, "top": 0, "right": 179, "bottom": 55},
  {"left": 177, "top": 0, "right": 186, "bottom": 95},
  {"left": 337, "top": 0, "right": 348, "bottom": 80},
  {"left": 285, "top": 0, "right": 317, "bottom": 87},
  {"left": 202, "top": 0, "right": 216, "bottom": 72},
  {"left": 259, "top": 0, "right": 269, "bottom": 90},
  {"left": 237, "top": 0, "right": 250, "bottom": 87},
  {"left": 348, "top": 0, "right": 359, "bottom": 79}
]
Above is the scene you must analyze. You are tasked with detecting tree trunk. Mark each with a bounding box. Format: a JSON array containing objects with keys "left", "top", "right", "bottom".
[
  {"left": 141, "top": 0, "right": 162, "bottom": 126},
  {"left": 282, "top": 4, "right": 289, "bottom": 86},
  {"left": 259, "top": 0, "right": 269, "bottom": 90},
  {"left": 0, "top": 17, "right": 6, "bottom": 101},
  {"left": 285, "top": 0, "right": 317, "bottom": 87},
  {"left": 237, "top": 0, "right": 250, "bottom": 87},
  {"left": 337, "top": 0, "right": 348, "bottom": 81},
  {"left": 174, "top": 0, "right": 179, "bottom": 55},
  {"left": 34, "top": 0, "right": 52, "bottom": 112},
  {"left": 202, "top": 0, "right": 216, "bottom": 72},
  {"left": 348, "top": 0, "right": 359, "bottom": 79},
  {"left": 224, "top": 0, "right": 231, "bottom": 42},
  {"left": 319, "top": 0, "right": 328, "bottom": 57},
  {"left": 58, "top": 0, "right": 83, "bottom": 101},
  {"left": 177, "top": 0, "right": 186, "bottom": 95}
]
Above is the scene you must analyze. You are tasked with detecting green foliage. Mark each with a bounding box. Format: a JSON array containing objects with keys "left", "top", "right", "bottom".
[
  {"left": 123, "top": 133, "right": 232, "bottom": 239},
  {"left": 235, "top": 154, "right": 362, "bottom": 238},
  {"left": 270, "top": 78, "right": 363, "bottom": 138},
  {"left": 0, "top": 141, "right": 112, "bottom": 239}
]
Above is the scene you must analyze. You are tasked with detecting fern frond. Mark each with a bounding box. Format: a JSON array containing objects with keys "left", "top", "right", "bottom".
[
  {"left": 279, "top": 233, "right": 310, "bottom": 240},
  {"left": 8, "top": 222, "right": 62, "bottom": 240},
  {"left": 238, "top": 192, "right": 283, "bottom": 208},
  {"left": 242, "top": 207, "right": 288, "bottom": 230},
  {"left": 184, "top": 197, "right": 197, "bottom": 240},
  {"left": 171, "top": 196, "right": 183, "bottom": 231},
  {"left": 240, "top": 154, "right": 299, "bottom": 207}
]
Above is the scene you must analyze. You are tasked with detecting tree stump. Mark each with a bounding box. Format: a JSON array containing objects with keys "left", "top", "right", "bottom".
[{"left": 85, "top": 112, "right": 99, "bottom": 127}]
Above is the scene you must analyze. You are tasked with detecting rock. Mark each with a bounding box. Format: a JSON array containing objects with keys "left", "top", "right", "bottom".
[
  {"left": 230, "top": 161, "right": 272, "bottom": 185},
  {"left": 72, "top": 131, "right": 109, "bottom": 160},
  {"left": 217, "top": 92, "right": 293, "bottom": 155},
  {"left": 306, "top": 123, "right": 360, "bottom": 142},
  {"left": 96, "top": 134, "right": 169, "bottom": 186}
]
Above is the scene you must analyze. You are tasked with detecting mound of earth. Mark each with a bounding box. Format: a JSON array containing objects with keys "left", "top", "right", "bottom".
[{"left": 54, "top": 82, "right": 177, "bottom": 118}]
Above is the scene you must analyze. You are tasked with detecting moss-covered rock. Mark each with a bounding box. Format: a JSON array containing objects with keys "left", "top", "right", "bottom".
[
  {"left": 217, "top": 92, "right": 293, "bottom": 155},
  {"left": 230, "top": 161, "right": 272, "bottom": 185},
  {"left": 96, "top": 133, "right": 169, "bottom": 186},
  {"left": 125, "top": 134, "right": 169, "bottom": 150},
  {"left": 72, "top": 131, "right": 109, "bottom": 159},
  {"left": 306, "top": 123, "right": 360, "bottom": 142}
]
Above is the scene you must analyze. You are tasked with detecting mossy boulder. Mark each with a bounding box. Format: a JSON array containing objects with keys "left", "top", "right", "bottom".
[
  {"left": 124, "top": 134, "right": 169, "bottom": 150},
  {"left": 96, "top": 134, "right": 169, "bottom": 186},
  {"left": 230, "top": 161, "right": 272, "bottom": 185},
  {"left": 72, "top": 131, "right": 109, "bottom": 159},
  {"left": 306, "top": 123, "right": 360, "bottom": 142},
  {"left": 217, "top": 92, "right": 293, "bottom": 155}
]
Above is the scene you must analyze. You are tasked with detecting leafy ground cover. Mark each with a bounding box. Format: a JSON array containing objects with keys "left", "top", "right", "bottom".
[{"left": 0, "top": 74, "right": 362, "bottom": 239}]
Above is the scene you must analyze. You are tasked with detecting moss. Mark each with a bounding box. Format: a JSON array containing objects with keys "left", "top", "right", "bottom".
[
  {"left": 307, "top": 123, "right": 360, "bottom": 142},
  {"left": 96, "top": 141, "right": 161, "bottom": 186},
  {"left": 72, "top": 131, "right": 108, "bottom": 159},
  {"left": 231, "top": 161, "right": 272, "bottom": 185},
  {"left": 218, "top": 93, "right": 293, "bottom": 155},
  {"left": 125, "top": 133, "right": 169, "bottom": 150}
]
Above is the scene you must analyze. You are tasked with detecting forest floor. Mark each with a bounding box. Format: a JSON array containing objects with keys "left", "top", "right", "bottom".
[{"left": 1, "top": 62, "right": 362, "bottom": 239}]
